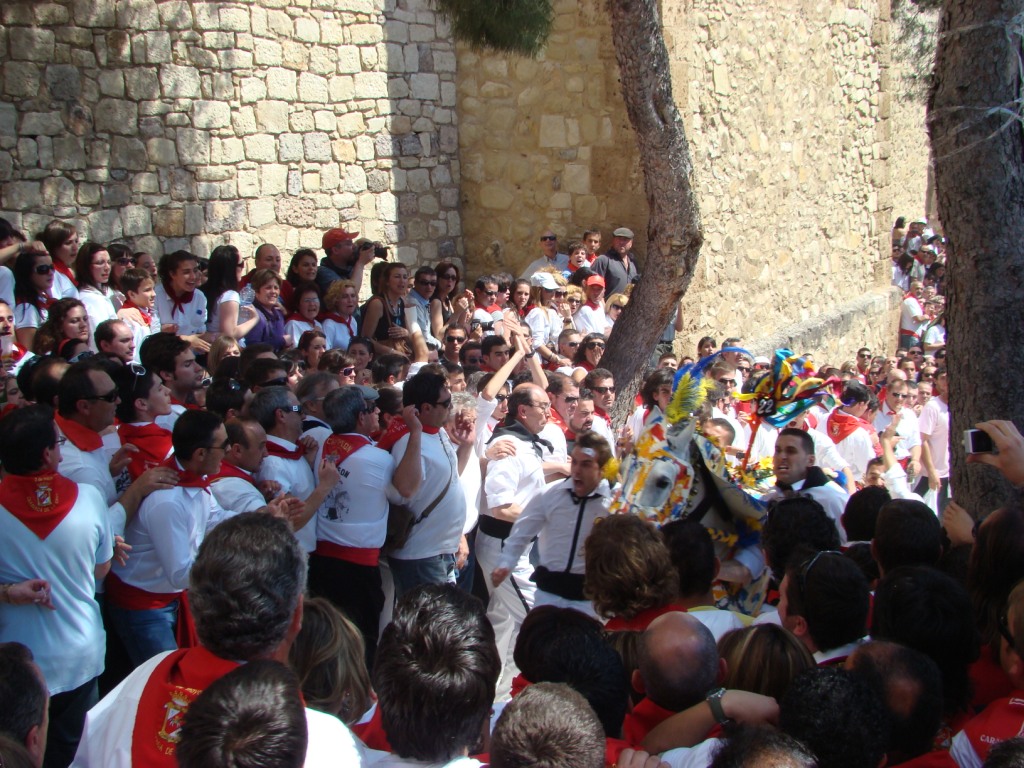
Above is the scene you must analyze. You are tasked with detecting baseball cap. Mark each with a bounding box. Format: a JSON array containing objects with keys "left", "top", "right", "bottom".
[
  {"left": 322, "top": 228, "right": 359, "bottom": 250},
  {"left": 585, "top": 275, "right": 605, "bottom": 288},
  {"left": 531, "top": 272, "right": 559, "bottom": 290}
]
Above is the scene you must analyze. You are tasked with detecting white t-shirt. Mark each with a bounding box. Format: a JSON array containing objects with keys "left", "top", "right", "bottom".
[
  {"left": 284, "top": 316, "right": 322, "bottom": 346},
  {"left": 918, "top": 396, "right": 950, "bottom": 478},
  {"left": 323, "top": 315, "right": 358, "bottom": 350},
  {"left": 524, "top": 305, "right": 558, "bottom": 350},
  {"left": 79, "top": 285, "right": 118, "bottom": 351},
  {"left": 315, "top": 438, "right": 397, "bottom": 550},
  {"left": 206, "top": 289, "right": 240, "bottom": 334},
  {"left": 573, "top": 302, "right": 606, "bottom": 336},
  {"left": 14, "top": 301, "right": 46, "bottom": 330},
  {"left": 257, "top": 436, "right": 317, "bottom": 551},
  {"left": 900, "top": 295, "right": 925, "bottom": 337},
  {"left": 155, "top": 284, "right": 208, "bottom": 337},
  {"left": 53, "top": 268, "right": 78, "bottom": 300},
  {"left": 58, "top": 425, "right": 128, "bottom": 536},
  {"left": 210, "top": 473, "right": 266, "bottom": 517}
]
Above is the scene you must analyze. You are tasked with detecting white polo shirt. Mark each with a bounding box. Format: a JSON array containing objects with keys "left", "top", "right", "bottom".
[
  {"left": 257, "top": 435, "right": 317, "bottom": 551},
  {"left": 154, "top": 284, "right": 208, "bottom": 337}
]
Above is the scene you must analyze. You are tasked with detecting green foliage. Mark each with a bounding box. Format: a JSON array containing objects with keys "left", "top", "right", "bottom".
[
  {"left": 433, "top": 0, "right": 554, "bottom": 56},
  {"left": 891, "top": 0, "right": 940, "bottom": 100}
]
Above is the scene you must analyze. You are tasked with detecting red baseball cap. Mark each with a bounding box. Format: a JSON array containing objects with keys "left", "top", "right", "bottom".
[{"left": 322, "top": 228, "right": 359, "bottom": 250}]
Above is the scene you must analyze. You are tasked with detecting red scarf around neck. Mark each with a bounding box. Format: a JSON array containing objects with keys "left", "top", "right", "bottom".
[
  {"left": 161, "top": 456, "right": 209, "bottom": 490},
  {"left": 321, "top": 312, "right": 357, "bottom": 336},
  {"left": 266, "top": 438, "right": 306, "bottom": 461},
  {"left": 169, "top": 396, "right": 201, "bottom": 411},
  {"left": 55, "top": 413, "right": 104, "bottom": 452},
  {"left": 594, "top": 406, "right": 613, "bottom": 427},
  {"left": 285, "top": 313, "right": 317, "bottom": 329},
  {"left": 322, "top": 433, "right": 372, "bottom": 466},
  {"left": 54, "top": 260, "right": 77, "bottom": 287},
  {"left": 162, "top": 280, "right": 195, "bottom": 318},
  {"left": 119, "top": 422, "right": 173, "bottom": 481},
  {"left": 0, "top": 471, "right": 78, "bottom": 539},
  {"left": 375, "top": 416, "right": 440, "bottom": 452},
  {"left": 827, "top": 409, "right": 866, "bottom": 445},
  {"left": 132, "top": 646, "right": 240, "bottom": 767},
  {"left": 208, "top": 461, "right": 256, "bottom": 486},
  {"left": 120, "top": 298, "right": 153, "bottom": 322}
]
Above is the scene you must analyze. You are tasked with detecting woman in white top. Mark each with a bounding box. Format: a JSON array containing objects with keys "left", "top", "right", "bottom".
[
  {"left": 36, "top": 220, "right": 80, "bottom": 300},
  {"left": 74, "top": 242, "right": 118, "bottom": 350},
  {"left": 13, "top": 249, "right": 57, "bottom": 351},
  {"left": 321, "top": 279, "right": 360, "bottom": 351},
  {"left": 284, "top": 282, "right": 324, "bottom": 343},
  {"left": 524, "top": 272, "right": 568, "bottom": 368},
  {"left": 200, "top": 245, "right": 260, "bottom": 340}
]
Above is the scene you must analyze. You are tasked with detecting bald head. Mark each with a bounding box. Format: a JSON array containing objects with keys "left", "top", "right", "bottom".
[
  {"left": 637, "top": 612, "right": 720, "bottom": 712},
  {"left": 886, "top": 369, "right": 908, "bottom": 384}
]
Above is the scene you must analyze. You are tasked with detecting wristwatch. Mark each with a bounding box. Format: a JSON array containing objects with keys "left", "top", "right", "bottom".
[{"left": 705, "top": 686, "right": 729, "bottom": 725}]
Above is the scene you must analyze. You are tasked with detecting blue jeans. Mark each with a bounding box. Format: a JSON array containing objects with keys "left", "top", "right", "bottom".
[
  {"left": 389, "top": 554, "right": 456, "bottom": 599},
  {"left": 107, "top": 600, "right": 179, "bottom": 667},
  {"left": 44, "top": 677, "right": 98, "bottom": 768}
]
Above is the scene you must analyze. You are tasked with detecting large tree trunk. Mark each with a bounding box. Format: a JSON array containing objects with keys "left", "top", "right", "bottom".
[
  {"left": 927, "top": 0, "right": 1024, "bottom": 514},
  {"left": 602, "top": 0, "right": 704, "bottom": 424}
]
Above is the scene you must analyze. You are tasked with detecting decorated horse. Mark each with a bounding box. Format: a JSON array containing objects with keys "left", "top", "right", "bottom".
[{"left": 611, "top": 349, "right": 834, "bottom": 615}]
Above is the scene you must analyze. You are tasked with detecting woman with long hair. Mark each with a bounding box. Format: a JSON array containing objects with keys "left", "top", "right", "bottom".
[
  {"left": 36, "top": 220, "right": 79, "bottom": 299},
  {"left": 74, "top": 242, "right": 118, "bottom": 350},
  {"left": 430, "top": 260, "right": 470, "bottom": 339},
  {"left": 571, "top": 332, "right": 606, "bottom": 383},
  {"left": 201, "top": 244, "right": 260, "bottom": 339},
  {"left": 284, "top": 282, "right": 324, "bottom": 343},
  {"left": 33, "top": 298, "right": 89, "bottom": 355},
  {"left": 106, "top": 243, "right": 134, "bottom": 309},
  {"left": 524, "top": 272, "right": 565, "bottom": 367},
  {"left": 507, "top": 278, "right": 532, "bottom": 327},
  {"left": 346, "top": 337, "right": 374, "bottom": 385},
  {"left": 206, "top": 335, "right": 241, "bottom": 379},
  {"left": 286, "top": 248, "right": 320, "bottom": 290},
  {"left": 298, "top": 330, "right": 328, "bottom": 372},
  {"left": 243, "top": 269, "right": 289, "bottom": 352},
  {"left": 359, "top": 262, "right": 410, "bottom": 356},
  {"left": 321, "top": 279, "right": 360, "bottom": 351},
  {"left": 13, "top": 249, "right": 56, "bottom": 350}
]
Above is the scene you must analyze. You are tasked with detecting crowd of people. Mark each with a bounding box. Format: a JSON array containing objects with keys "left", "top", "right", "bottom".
[{"left": 0, "top": 211, "right": 1020, "bottom": 768}]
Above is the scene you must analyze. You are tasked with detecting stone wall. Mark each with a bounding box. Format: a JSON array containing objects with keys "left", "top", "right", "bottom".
[
  {"left": 457, "top": 0, "right": 920, "bottom": 361},
  {"left": 0, "top": 0, "right": 462, "bottom": 269}
]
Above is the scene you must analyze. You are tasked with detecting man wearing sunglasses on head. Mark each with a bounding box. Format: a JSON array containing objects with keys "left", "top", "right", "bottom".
[
  {"left": 520, "top": 230, "right": 569, "bottom": 280},
  {"left": 471, "top": 276, "right": 504, "bottom": 338},
  {"left": 871, "top": 378, "right": 922, "bottom": 483}
]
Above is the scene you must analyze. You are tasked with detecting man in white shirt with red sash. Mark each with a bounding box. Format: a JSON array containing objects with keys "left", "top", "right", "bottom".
[
  {"left": 249, "top": 386, "right": 340, "bottom": 553},
  {"left": 824, "top": 380, "right": 877, "bottom": 484},
  {"left": 104, "top": 410, "right": 229, "bottom": 667},
  {"left": 0, "top": 405, "right": 113, "bottom": 768},
  {"left": 310, "top": 385, "right": 422, "bottom": 666},
  {"left": 73, "top": 512, "right": 366, "bottom": 768}
]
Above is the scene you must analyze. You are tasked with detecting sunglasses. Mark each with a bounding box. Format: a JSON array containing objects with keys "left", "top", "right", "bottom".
[
  {"left": 718, "top": 379, "right": 736, "bottom": 387},
  {"left": 483, "top": 290, "right": 497, "bottom": 296},
  {"left": 562, "top": 396, "right": 579, "bottom": 403},
  {"left": 494, "top": 393, "right": 509, "bottom": 402},
  {"left": 586, "top": 342, "right": 606, "bottom": 350},
  {"left": 555, "top": 291, "right": 567, "bottom": 297},
  {"left": 441, "top": 273, "right": 457, "bottom": 280},
  {"left": 84, "top": 386, "right": 119, "bottom": 403},
  {"left": 116, "top": 257, "right": 136, "bottom": 266},
  {"left": 540, "top": 235, "right": 558, "bottom": 242},
  {"left": 465, "top": 357, "right": 483, "bottom": 365},
  {"left": 591, "top": 385, "right": 615, "bottom": 395},
  {"left": 417, "top": 279, "right": 437, "bottom": 287},
  {"left": 34, "top": 264, "right": 54, "bottom": 275},
  {"left": 263, "top": 377, "right": 289, "bottom": 388},
  {"left": 340, "top": 366, "right": 356, "bottom": 377},
  {"left": 890, "top": 393, "right": 909, "bottom": 399},
  {"left": 566, "top": 341, "right": 579, "bottom": 348},
  {"left": 446, "top": 336, "right": 466, "bottom": 344}
]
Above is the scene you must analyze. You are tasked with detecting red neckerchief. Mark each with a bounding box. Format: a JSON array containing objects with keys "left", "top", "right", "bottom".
[
  {"left": 606, "top": 738, "right": 632, "bottom": 768},
  {"left": 208, "top": 461, "right": 256, "bottom": 486},
  {"left": 132, "top": 646, "right": 241, "bottom": 767},
  {"left": 604, "top": 602, "right": 689, "bottom": 632},
  {"left": 0, "top": 471, "right": 79, "bottom": 539},
  {"left": 266, "top": 437, "right": 305, "bottom": 461},
  {"left": 169, "top": 396, "right": 200, "bottom": 411},
  {"left": 475, "top": 301, "right": 500, "bottom": 313},
  {"left": 578, "top": 360, "right": 594, "bottom": 372},
  {"left": 827, "top": 409, "right": 864, "bottom": 445},
  {"left": 54, "top": 413, "right": 104, "bottom": 451},
  {"left": 547, "top": 408, "right": 571, "bottom": 438},
  {"left": 323, "top": 433, "right": 372, "bottom": 465},
  {"left": 162, "top": 280, "right": 195, "bottom": 318},
  {"left": 520, "top": 304, "right": 535, "bottom": 318},
  {"left": 321, "top": 312, "right": 356, "bottom": 337},
  {"left": 54, "top": 260, "right": 77, "bottom": 287},
  {"left": 622, "top": 696, "right": 678, "bottom": 747},
  {"left": 119, "top": 422, "right": 173, "bottom": 480},
  {"left": 594, "top": 406, "right": 612, "bottom": 427},
  {"left": 375, "top": 417, "right": 439, "bottom": 452},
  {"left": 584, "top": 299, "right": 602, "bottom": 310},
  {"left": 5, "top": 340, "right": 27, "bottom": 362},
  {"left": 285, "top": 313, "right": 317, "bottom": 330},
  {"left": 351, "top": 703, "right": 391, "bottom": 753},
  {"left": 510, "top": 673, "right": 532, "bottom": 698},
  {"left": 121, "top": 298, "right": 153, "bottom": 322},
  {"left": 161, "top": 456, "right": 210, "bottom": 490}
]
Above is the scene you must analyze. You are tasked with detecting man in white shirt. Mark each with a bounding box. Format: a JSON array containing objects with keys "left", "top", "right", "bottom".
[
  {"left": 899, "top": 280, "right": 928, "bottom": 350},
  {"left": 0, "top": 406, "right": 113, "bottom": 768},
  {"left": 573, "top": 276, "right": 607, "bottom": 335},
  {"left": 872, "top": 378, "right": 922, "bottom": 481},
  {"left": 917, "top": 368, "right": 950, "bottom": 511},
  {"left": 73, "top": 513, "right": 367, "bottom": 768},
  {"left": 520, "top": 230, "right": 569, "bottom": 279},
  {"left": 479, "top": 384, "right": 551, "bottom": 679},
  {"left": 105, "top": 410, "right": 229, "bottom": 667},
  {"left": 139, "top": 333, "right": 207, "bottom": 425},
  {"left": 582, "top": 368, "right": 617, "bottom": 448},
  {"left": 407, "top": 266, "right": 441, "bottom": 349},
  {"left": 154, "top": 251, "right": 209, "bottom": 354},
  {"left": 310, "top": 385, "right": 422, "bottom": 667},
  {"left": 824, "top": 380, "right": 877, "bottom": 483},
  {"left": 297, "top": 371, "right": 341, "bottom": 449},
  {"left": 209, "top": 418, "right": 292, "bottom": 517}
]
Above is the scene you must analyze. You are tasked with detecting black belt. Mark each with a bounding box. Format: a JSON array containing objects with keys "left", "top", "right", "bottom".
[
  {"left": 531, "top": 566, "right": 586, "bottom": 601},
  {"left": 478, "top": 515, "right": 514, "bottom": 540}
]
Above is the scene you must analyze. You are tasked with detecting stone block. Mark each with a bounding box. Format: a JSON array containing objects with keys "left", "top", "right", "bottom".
[
  {"left": 298, "top": 73, "right": 329, "bottom": 103},
  {"left": 10, "top": 29, "right": 55, "bottom": 62},
  {"left": 321, "top": 20, "right": 344, "bottom": 45},
  {"left": 261, "top": 164, "right": 288, "bottom": 195},
  {"left": 410, "top": 73, "right": 440, "bottom": 101},
  {"left": 110, "top": 137, "right": 148, "bottom": 170},
  {"left": 140, "top": 32, "right": 172, "bottom": 64},
  {"left": 101, "top": 182, "right": 132, "bottom": 207},
  {"left": 237, "top": 169, "right": 260, "bottom": 198},
  {"left": 266, "top": 68, "right": 297, "bottom": 100},
  {"left": 336, "top": 46, "right": 361, "bottom": 74},
  {"left": 119, "top": 0, "right": 160, "bottom": 30},
  {"left": 17, "top": 140, "right": 39, "bottom": 168},
  {"left": 153, "top": 208, "right": 185, "bottom": 237},
  {"left": 240, "top": 77, "right": 267, "bottom": 103},
  {"left": 184, "top": 204, "right": 204, "bottom": 235},
  {"left": 288, "top": 168, "right": 302, "bottom": 195},
  {"left": 21, "top": 112, "right": 65, "bottom": 137},
  {"left": 3, "top": 63, "right": 41, "bottom": 98},
  {"left": 120, "top": 205, "right": 151, "bottom": 236},
  {"left": 131, "top": 173, "right": 159, "bottom": 194},
  {"left": 73, "top": 0, "right": 115, "bottom": 26},
  {"left": 77, "top": 183, "right": 102, "bottom": 205},
  {"left": 189, "top": 47, "right": 219, "bottom": 68},
  {"left": 329, "top": 76, "right": 355, "bottom": 102},
  {"left": 87, "top": 209, "right": 123, "bottom": 242},
  {"left": 254, "top": 39, "right": 283, "bottom": 66},
  {"left": 342, "top": 166, "right": 367, "bottom": 193},
  {"left": 2, "top": 182, "right": 42, "bottom": 210},
  {"left": 281, "top": 41, "right": 309, "bottom": 70},
  {"left": 294, "top": 17, "right": 320, "bottom": 42},
  {"left": 169, "top": 168, "right": 196, "bottom": 201},
  {"left": 146, "top": 138, "right": 178, "bottom": 166},
  {"left": 303, "top": 133, "right": 332, "bottom": 162},
  {"left": 205, "top": 201, "right": 247, "bottom": 233},
  {"left": 98, "top": 71, "right": 126, "bottom": 98},
  {"left": 213, "top": 73, "right": 233, "bottom": 101},
  {"left": 159, "top": 1, "right": 193, "bottom": 28},
  {"left": 160, "top": 64, "right": 201, "bottom": 98},
  {"left": 203, "top": 31, "right": 235, "bottom": 50},
  {"left": 122, "top": 69, "right": 157, "bottom": 101},
  {"left": 275, "top": 197, "right": 315, "bottom": 226},
  {"left": 350, "top": 24, "right": 384, "bottom": 44},
  {"left": 219, "top": 7, "right": 251, "bottom": 32},
  {"left": 193, "top": 101, "right": 232, "bottom": 129},
  {"left": 177, "top": 129, "right": 211, "bottom": 165},
  {"left": 94, "top": 100, "right": 139, "bottom": 136},
  {"left": 219, "top": 50, "right": 254, "bottom": 70},
  {"left": 233, "top": 107, "right": 257, "bottom": 136},
  {"left": 51, "top": 136, "right": 88, "bottom": 170},
  {"left": 249, "top": 199, "right": 276, "bottom": 227},
  {"left": 45, "top": 65, "right": 81, "bottom": 101},
  {"left": 256, "top": 101, "right": 291, "bottom": 134},
  {"left": 290, "top": 110, "right": 314, "bottom": 133},
  {"left": 278, "top": 133, "right": 304, "bottom": 162},
  {"left": 355, "top": 72, "right": 388, "bottom": 99},
  {"left": 244, "top": 134, "right": 277, "bottom": 162}
]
